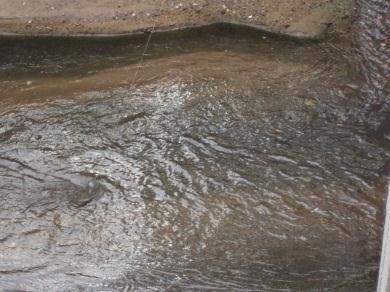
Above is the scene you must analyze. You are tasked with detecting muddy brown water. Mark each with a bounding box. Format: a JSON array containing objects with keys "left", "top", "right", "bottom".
[{"left": 0, "top": 22, "right": 389, "bottom": 291}]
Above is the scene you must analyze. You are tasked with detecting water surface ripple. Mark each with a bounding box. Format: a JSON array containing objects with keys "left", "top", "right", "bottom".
[{"left": 0, "top": 25, "right": 389, "bottom": 291}]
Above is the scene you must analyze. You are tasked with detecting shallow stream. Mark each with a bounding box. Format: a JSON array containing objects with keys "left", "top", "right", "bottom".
[{"left": 0, "top": 23, "right": 389, "bottom": 291}]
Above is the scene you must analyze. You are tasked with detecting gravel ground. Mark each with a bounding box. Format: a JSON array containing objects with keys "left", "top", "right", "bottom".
[{"left": 0, "top": 0, "right": 356, "bottom": 38}]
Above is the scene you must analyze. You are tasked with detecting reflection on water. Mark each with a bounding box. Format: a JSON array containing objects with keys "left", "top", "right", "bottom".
[{"left": 0, "top": 24, "right": 389, "bottom": 291}]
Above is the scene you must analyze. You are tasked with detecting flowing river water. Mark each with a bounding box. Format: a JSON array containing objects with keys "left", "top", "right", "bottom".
[{"left": 0, "top": 6, "right": 389, "bottom": 292}]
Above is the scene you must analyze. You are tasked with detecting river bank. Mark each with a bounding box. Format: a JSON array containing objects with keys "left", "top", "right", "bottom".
[{"left": 0, "top": 0, "right": 356, "bottom": 39}]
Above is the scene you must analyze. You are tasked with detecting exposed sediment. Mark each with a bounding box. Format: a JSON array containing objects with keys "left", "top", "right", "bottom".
[{"left": 0, "top": 0, "right": 356, "bottom": 38}]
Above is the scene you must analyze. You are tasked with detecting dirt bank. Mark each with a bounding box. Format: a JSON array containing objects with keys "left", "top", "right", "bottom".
[{"left": 0, "top": 0, "right": 356, "bottom": 38}]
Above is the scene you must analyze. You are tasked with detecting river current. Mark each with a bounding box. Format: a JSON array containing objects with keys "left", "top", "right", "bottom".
[{"left": 0, "top": 10, "right": 389, "bottom": 292}]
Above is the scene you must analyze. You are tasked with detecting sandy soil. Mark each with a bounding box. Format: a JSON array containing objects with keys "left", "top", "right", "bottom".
[{"left": 0, "top": 0, "right": 356, "bottom": 38}]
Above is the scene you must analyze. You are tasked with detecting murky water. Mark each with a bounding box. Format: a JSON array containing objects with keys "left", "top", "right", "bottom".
[
  {"left": 0, "top": 23, "right": 389, "bottom": 291},
  {"left": 357, "top": 0, "right": 389, "bottom": 108}
]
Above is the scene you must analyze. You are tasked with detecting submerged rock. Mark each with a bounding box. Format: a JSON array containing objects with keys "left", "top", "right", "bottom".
[{"left": 69, "top": 179, "right": 105, "bottom": 207}]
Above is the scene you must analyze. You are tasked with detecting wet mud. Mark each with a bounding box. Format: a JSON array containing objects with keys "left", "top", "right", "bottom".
[{"left": 0, "top": 0, "right": 355, "bottom": 39}]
